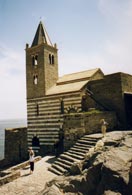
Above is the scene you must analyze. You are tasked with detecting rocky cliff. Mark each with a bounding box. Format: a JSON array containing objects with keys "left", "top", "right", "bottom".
[{"left": 39, "top": 131, "right": 132, "bottom": 195}]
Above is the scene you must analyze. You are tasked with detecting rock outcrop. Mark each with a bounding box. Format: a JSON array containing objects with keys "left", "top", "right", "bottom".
[{"left": 39, "top": 131, "right": 132, "bottom": 195}]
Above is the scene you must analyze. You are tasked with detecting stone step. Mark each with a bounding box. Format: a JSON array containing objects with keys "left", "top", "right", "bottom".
[
  {"left": 70, "top": 147, "right": 88, "bottom": 153},
  {"left": 49, "top": 134, "right": 100, "bottom": 175},
  {"left": 60, "top": 153, "right": 80, "bottom": 163},
  {"left": 48, "top": 167, "right": 63, "bottom": 176},
  {"left": 77, "top": 139, "right": 96, "bottom": 145},
  {"left": 74, "top": 143, "right": 93, "bottom": 149},
  {"left": 84, "top": 134, "right": 101, "bottom": 138},
  {"left": 57, "top": 158, "right": 73, "bottom": 167},
  {"left": 85, "top": 134, "right": 103, "bottom": 139},
  {"left": 82, "top": 137, "right": 99, "bottom": 142},
  {"left": 68, "top": 149, "right": 85, "bottom": 157},
  {"left": 52, "top": 164, "right": 67, "bottom": 174},
  {"left": 54, "top": 161, "right": 70, "bottom": 170},
  {"left": 64, "top": 152, "right": 84, "bottom": 160}
]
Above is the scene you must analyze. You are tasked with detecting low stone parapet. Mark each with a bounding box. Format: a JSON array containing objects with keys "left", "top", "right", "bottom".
[
  {"left": 10, "top": 156, "right": 42, "bottom": 171},
  {"left": 0, "top": 156, "right": 42, "bottom": 186},
  {"left": 0, "top": 171, "right": 20, "bottom": 186}
]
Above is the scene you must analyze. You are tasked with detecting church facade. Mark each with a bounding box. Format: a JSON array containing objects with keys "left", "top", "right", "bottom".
[{"left": 25, "top": 22, "right": 132, "bottom": 155}]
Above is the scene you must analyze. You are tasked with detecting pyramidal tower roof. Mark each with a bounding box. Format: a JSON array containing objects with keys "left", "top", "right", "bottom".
[{"left": 31, "top": 21, "right": 53, "bottom": 47}]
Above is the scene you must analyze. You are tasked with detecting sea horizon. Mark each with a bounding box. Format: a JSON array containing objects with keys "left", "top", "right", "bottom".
[{"left": 0, "top": 117, "right": 27, "bottom": 122}]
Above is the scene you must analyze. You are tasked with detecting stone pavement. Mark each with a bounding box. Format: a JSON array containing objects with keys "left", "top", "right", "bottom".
[{"left": 0, "top": 156, "right": 57, "bottom": 195}]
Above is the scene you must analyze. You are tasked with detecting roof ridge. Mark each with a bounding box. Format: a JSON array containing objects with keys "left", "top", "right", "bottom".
[{"left": 60, "top": 68, "right": 99, "bottom": 77}]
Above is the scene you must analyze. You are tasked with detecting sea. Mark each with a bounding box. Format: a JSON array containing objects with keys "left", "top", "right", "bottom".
[{"left": 0, "top": 118, "right": 27, "bottom": 160}]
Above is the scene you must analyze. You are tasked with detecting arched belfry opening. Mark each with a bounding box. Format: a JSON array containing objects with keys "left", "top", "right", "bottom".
[
  {"left": 33, "top": 74, "right": 38, "bottom": 85},
  {"left": 49, "top": 54, "right": 55, "bottom": 65},
  {"left": 32, "top": 55, "right": 38, "bottom": 66}
]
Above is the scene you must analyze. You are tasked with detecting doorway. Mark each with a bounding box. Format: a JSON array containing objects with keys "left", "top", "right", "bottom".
[{"left": 124, "top": 93, "right": 132, "bottom": 129}]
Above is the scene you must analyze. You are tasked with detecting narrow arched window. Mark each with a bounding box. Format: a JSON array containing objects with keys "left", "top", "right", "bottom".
[
  {"left": 33, "top": 75, "right": 38, "bottom": 85},
  {"left": 49, "top": 54, "right": 51, "bottom": 64},
  {"left": 32, "top": 55, "right": 38, "bottom": 66},
  {"left": 60, "top": 99, "right": 64, "bottom": 114},
  {"left": 52, "top": 55, "right": 54, "bottom": 64},
  {"left": 34, "top": 55, "right": 38, "bottom": 65},
  {"left": 36, "top": 103, "right": 39, "bottom": 115}
]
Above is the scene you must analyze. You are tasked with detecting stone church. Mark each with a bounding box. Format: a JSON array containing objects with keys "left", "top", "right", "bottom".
[{"left": 25, "top": 21, "right": 132, "bottom": 155}]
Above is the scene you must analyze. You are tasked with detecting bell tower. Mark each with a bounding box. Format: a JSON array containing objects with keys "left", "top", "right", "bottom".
[{"left": 25, "top": 21, "right": 58, "bottom": 99}]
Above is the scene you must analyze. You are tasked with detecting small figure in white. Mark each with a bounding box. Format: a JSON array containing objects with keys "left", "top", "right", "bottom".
[
  {"left": 28, "top": 147, "right": 35, "bottom": 174},
  {"left": 100, "top": 119, "right": 108, "bottom": 137}
]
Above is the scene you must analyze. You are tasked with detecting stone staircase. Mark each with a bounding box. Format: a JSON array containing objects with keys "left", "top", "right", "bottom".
[{"left": 48, "top": 134, "right": 102, "bottom": 175}]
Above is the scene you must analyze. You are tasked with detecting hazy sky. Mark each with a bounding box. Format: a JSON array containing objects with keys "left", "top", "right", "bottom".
[{"left": 0, "top": 0, "right": 132, "bottom": 120}]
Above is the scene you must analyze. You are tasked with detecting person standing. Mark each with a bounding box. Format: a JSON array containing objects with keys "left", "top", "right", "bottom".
[
  {"left": 28, "top": 147, "right": 35, "bottom": 174},
  {"left": 100, "top": 119, "right": 108, "bottom": 137}
]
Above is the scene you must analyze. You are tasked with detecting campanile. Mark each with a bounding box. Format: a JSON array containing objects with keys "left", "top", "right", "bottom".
[{"left": 25, "top": 21, "right": 58, "bottom": 99}]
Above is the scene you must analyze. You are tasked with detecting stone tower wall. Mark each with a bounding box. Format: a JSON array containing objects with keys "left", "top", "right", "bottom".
[
  {"left": 44, "top": 45, "right": 58, "bottom": 92},
  {"left": 26, "top": 45, "right": 45, "bottom": 98},
  {"left": 26, "top": 44, "right": 58, "bottom": 99}
]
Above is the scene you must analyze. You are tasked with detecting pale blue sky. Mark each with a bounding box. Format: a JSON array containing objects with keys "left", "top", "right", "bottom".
[{"left": 0, "top": 0, "right": 132, "bottom": 119}]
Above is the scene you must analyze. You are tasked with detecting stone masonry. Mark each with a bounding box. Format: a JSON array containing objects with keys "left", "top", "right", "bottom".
[
  {"left": 25, "top": 21, "right": 132, "bottom": 157},
  {"left": 0, "top": 127, "right": 27, "bottom": 168}
]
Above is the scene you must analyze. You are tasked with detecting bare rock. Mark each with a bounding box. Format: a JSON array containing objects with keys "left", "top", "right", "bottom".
[
  {"left": 39, "top": 184, "right": 63, "bottom": 195},
  {"left": 69, "top": 162, "right": 82, "bottom": 175},
  {"left": 38, "top": 131, "right": 132, "bottom": 195}
]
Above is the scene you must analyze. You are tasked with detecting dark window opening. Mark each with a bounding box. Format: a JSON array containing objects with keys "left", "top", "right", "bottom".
[
  {"left": 49, "top": 53, "right": 54, "bottom": 65},
  {"left": 36, "top": 103, "right": 39, "bottom": 116},
  {"left": 60, "top": 99, "right": 64, "bottom": 114},
  {"left": 32, "top": 136, "right": 40, "bottom": 147},
  {"left": 32, "top": 55, "right": 38, "bottom": 66},
  {"left": 49, "top": 54, "right": 52, "bottom": 64},
  {"left": 52, "top": 55, "right": 54, "bottom": 64},
  {"left": 81, "top": 95, "right": 88, "bottom": 112},
  {"left": 33, "top": 75, "right": 38, "bottom": 85},
  {"left": 34, "top": 55, "right": 38, "bottom": 65}
]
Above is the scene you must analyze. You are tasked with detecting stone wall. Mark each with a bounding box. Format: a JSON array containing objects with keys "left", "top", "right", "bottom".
[
  {"left": 27, "top": 92, "right": 82, "bottom": 155},
  {"left": 63, "top": 111, "right": 117, "bottom": 150},
  {"left": 84, "top": 111, "right": 117, "bottom": 134},
  {"left": 0, "top": 127, "right": 27, "bottom": 167},
  {"left": 121, "top": 72, "right": 132, "bottom": 92},
  {"left": 87, "top": 72, "right": 132, "bottom": 129}
]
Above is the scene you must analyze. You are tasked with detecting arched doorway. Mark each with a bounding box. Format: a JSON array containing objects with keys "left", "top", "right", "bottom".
[{"left": 32, "top": 136, "right": 40, "bottom": 154}]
